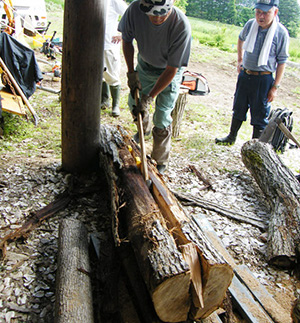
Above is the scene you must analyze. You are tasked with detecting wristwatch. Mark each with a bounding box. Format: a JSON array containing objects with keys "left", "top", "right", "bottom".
[{"left": 272, "top": 84, "right": 280, "bottom": 89}]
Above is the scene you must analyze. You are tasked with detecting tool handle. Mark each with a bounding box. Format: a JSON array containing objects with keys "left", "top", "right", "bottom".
[
  {"left": 276, "top": 118, "right": 300, "bottom": 149},
  {"left": 135, "top": 89, "right": 149, "bottom": 182}
]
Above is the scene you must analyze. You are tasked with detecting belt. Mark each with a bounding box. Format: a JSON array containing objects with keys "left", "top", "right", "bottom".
[{"left": 243, "top": 68, "right": 272, "bottom": 76}]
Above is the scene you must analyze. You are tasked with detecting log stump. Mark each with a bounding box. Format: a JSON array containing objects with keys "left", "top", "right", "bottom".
[
  {"left": 241, "top": 140, "right": 300, "bottom": 268},
  {"left": 172, "top": 88, "right": 189, "bottom": 138}
]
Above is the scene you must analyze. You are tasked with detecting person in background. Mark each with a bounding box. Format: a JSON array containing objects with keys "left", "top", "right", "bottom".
[
  {"left": 215, "top": 0, "right": 289, "bottom": 145},
  {"left": 118, "top": 0, "right": 191, "bottom": 174},
  {"left": 101, "top": 0, "right": 127, "bottom": 117}
]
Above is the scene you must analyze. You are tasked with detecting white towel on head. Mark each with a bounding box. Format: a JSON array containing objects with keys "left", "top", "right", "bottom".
[{"left": 243, "top": 16, "right": 279, "bottom": 67}]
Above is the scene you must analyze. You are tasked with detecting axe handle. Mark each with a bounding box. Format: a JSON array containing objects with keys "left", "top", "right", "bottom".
[
  {"left": 276, "top": 119, "right": 300, "bottom": 149},
  {"left": 135, "top": 90, "right": 149, "bottom": 182}
]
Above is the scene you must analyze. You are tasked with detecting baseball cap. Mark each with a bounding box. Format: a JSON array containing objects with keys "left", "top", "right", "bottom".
[
  {"left": 255, "top": 0, "right": 279, "bottom": 12},
  {"left": 140, "top": 0, "right": 173, "bottom": 16}
]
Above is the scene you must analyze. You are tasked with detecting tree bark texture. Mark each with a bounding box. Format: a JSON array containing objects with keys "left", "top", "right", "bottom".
[
  {"left": 241, "top": 140, "right": 300, "bottom": 268},
  {"left": 99, "top": 125, "right": 234, "bottom": 322},
  {"left": 54, "top": 218, "right": 94, "bottom": 323}
]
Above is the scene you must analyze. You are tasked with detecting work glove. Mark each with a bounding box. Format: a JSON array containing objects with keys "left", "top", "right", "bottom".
[
  {"left": 132, "top": 93, "right": 153, "bottom": 120},
  {"left": 127, "top": 71, "right": 142, "bottom": 99}
]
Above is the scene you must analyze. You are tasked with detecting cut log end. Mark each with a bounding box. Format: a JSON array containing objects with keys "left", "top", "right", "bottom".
[
  {"left": 152, "top": 272, "right": 191, "bottom": 322},
  {"left": 193, "top": 264, "right": 234, "bottom": 320}
]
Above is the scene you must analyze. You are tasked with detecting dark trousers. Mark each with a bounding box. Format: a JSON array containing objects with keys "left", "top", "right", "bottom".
[{"left": 232, "top": 70, "right": 274, "bottom": 129}]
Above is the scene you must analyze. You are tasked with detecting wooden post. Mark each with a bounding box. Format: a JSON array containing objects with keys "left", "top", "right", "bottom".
[
  {"left": 172, "top": 88, "right": 189, "bottom": 138},
  {"left": 61, "top": 0, "right": 106, "bottom": 173}
]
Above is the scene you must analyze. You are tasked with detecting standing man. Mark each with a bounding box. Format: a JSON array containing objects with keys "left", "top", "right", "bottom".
[
  {"left": 101, "top": 0, "right": 128, "bottom": 117},
  {"left": 118, "top": 0, "right": 191, "bottom": 174},
  {"left": 215, "top": 0, "right": 289, "bottom": 145}
]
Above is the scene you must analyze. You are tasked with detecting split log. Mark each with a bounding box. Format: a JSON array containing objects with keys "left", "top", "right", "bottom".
[
  {"left": 54, "top": 218, "right": 94, "bottom": 323},
  {"left": 100, "top": 126, "right": 191, "bottom": 322},
  {"left": 241, "top": 140, "right": 300, "bottom": 268},
  {"left": 171, "top": 88, "right": 189, "bottom": 138},
  {"left": 147, "top": 163, "right": 233, "bottom": 320},
  {"left": 99, "top": 125, "right": 233, "bottom": 322}
]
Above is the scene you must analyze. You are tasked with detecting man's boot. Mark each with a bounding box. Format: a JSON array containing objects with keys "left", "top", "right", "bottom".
[
  {"left": 110, "top": 85, "right": 120, "bottom": 117},
  {"left": 252, "top": 126, "right": 263, "bottom": 139},
  {"left": 101, "top": 81, "right": 110, "bottom": 109},
  {"left": 215, "top": 117, "right": 243, "bottom": 145}
]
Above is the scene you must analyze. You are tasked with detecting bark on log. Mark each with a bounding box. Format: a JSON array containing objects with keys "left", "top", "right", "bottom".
[
  {"left": 54, "top": 218, "right": 94, "bottom": 323},
  {"left": 99, "top": 125, "right": 234, "bottom": 322},
  {"left": 241, "top": 140, "right": 300, "bottom": 268}
]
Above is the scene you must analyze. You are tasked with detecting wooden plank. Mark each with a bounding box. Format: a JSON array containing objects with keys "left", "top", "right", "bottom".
[
  {"left": 192, "top": 213, "right": 292, "bottom": 323},
  {"left": 234, "top": 265, "right": 292, "bottom": 323},
  {"left": 229, "top": 276, "right": 273, "bottom": 323},
  {"left": 0, "top": 88, "right": 26, "bottom": 116}
]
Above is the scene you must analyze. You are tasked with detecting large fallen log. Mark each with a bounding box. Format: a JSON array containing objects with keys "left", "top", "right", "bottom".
[
  {"left": 99, "top": 125, "right": 233, "bottom": 322},
  {"left": 241, "top": 140, "right": 300, "bottom": 268},
  {"left": 100, "top": 126, "right": 191, "bottom": 322}
]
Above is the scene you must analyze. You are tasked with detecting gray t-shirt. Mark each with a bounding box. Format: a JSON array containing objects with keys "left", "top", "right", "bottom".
[
  {"left": 118, "top": 0, "right": 191, "bottom": 69},
  {"left": 239, "top": 18, "right": 289, "bottom": 72}
]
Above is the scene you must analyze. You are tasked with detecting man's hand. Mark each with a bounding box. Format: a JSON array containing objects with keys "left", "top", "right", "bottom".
[
  {"left": 127, "top": 71, "right": 142, "bottom": 98},
  {"left": 111, "top": 35, "right": 122, "bottom": 44},
  {"left": 267, "top": 86, "right": 278, "bottom": 102},
  {"left": 132, "top": 93, "right": 153, "bottom": 119}
]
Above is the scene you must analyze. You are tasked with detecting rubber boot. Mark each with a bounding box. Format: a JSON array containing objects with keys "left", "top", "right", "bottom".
[
  {"left": 215, "top": 117, "right": 243, "bottom": 145},
  {"left": 101, "top": 81, "right": 110, "bottom": 110},
  {"left": 252, "top": 126, "right": 263, "bottom": 139},
  {"left": 151, "top": 125, "right": 172, "bottom": 174},
  {"left": 110, "top": 85, "right": 121, "bottom": 117}
]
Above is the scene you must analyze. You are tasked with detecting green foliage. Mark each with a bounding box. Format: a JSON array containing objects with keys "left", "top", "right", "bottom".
[
  {"left": 45, "top": 0, "right": 64, "bottom": 9},
  {"left": 235, "top": 5, "right": 253, "bottom": 26},
  {"left": 174, "top": 0, "right": 188, "bottom": 13},
  {"left": 278, "top": 0, "right": 300, "bottom": 38},
  {"left": 186, "top": 0, "right": 300, "bottom": 38},
  {"left": 189, "top": 17, "right": 240, "bottom": 52}
]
